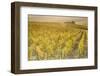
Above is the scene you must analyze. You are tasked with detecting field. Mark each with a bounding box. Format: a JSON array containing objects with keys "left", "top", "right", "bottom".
[{"left": 28, "top": 22, "right": 88, "bottom": 60}]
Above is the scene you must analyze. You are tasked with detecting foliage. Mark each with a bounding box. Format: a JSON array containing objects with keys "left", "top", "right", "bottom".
[{"left": 28, "top": 22, "right": 88, "bottom": 60}]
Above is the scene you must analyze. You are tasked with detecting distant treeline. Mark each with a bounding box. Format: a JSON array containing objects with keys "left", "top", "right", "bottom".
[{"left": 29, "top": 21, "right": 88, "bottom": 30}]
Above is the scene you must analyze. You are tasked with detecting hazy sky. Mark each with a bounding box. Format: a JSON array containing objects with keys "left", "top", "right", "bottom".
[{"left": 28, "top": 15, "right": 88, "bottom": 25}]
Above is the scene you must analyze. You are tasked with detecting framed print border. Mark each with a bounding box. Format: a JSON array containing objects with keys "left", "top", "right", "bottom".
[{"left": 11, "top": 2, "right": 98, "bottom": 74}]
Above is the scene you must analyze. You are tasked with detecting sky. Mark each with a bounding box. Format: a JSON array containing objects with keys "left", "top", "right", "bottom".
[{"left": 28, "top": 14, "right": 88, "bottom": 25}]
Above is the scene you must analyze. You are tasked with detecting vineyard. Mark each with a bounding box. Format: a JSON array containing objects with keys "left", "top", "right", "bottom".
[{"left": 28, "top": 22, "right": 88, "bottom": 60}]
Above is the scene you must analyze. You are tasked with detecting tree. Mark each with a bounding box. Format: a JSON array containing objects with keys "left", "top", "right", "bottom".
[{"left": 72, "top": 21, "right": 75, "bottom": 24}]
